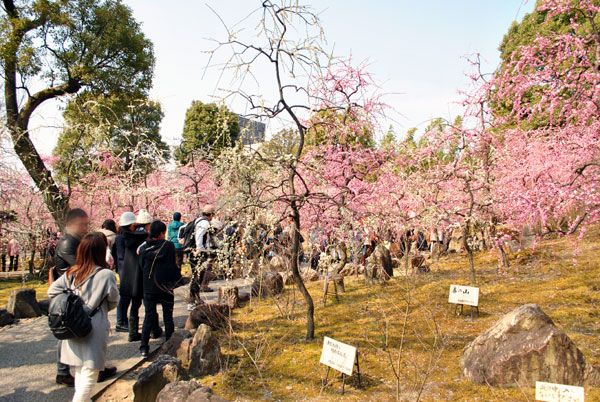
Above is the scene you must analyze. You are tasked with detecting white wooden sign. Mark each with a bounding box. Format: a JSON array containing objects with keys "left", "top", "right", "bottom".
[
  {"left": 448, "top": 284, "right": 479, "bottom": 307},
  {"left": 319, "top": 336, "right": 356, "bottom": 376},
  {"left": 536, "top": 381, "right": 584, "bottom": 402}
]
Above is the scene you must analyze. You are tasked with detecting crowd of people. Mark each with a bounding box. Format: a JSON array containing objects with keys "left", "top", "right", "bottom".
[{"left": 47, "top": 204, "right": 230, "bottom": 402}]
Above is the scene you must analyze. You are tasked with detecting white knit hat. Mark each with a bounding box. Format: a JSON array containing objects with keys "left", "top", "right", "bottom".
[
  {"left": 136, "top": 209, "right": 153, "bottom": 225},
  {"left": 119, "top": 212, "right": 137, "bottom": 227}
]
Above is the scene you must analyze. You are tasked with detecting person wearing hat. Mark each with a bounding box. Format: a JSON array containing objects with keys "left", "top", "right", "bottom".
[
  {"left": 167, "top": 212, "right": 185, "bottom": 269},
  {"left": 136, "top": 209, "right": 153, "bottom": 232},
  {"left": 138, "top": 220, "right": 181, "bottom": 357},
  {"left": 114, "top": 211, "right": 148, "bottom": 340},
  {"left": 188, "top": 204, "right": 216, "bottom": 309}
]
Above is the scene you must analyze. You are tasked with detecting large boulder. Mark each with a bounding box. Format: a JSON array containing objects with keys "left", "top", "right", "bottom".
[
  {"left": 300, "top": 268, "right": 320, "bottom": 282},
  {"left": 189, "top": 324, "right": 222, "bottom": 378},
  {"left": 160, "top": 329, "right": 194, "bottom": 365},
  {"left": 0, "top": 309, "right": 14, "bottom": 326},
  {"left": 6, "top": 288, "right": 41, "bottom": 318},
  {"left": 156, "top": 381, "right": 229, "bottom": 402},
  {"left": 185, "top": 303, "right": 229, "bottom": 331},
  {"left": 269, "top": 255, "right": 286, "bottom": 272},
  {"left": 251, "top": 271, "right": 284, "bottom": 297},
  {"left": 133, "top": 354, "right": 187, "bottom": 402},
  {"left": 460, "top": 304, "right": 600, "bottom": 387}
]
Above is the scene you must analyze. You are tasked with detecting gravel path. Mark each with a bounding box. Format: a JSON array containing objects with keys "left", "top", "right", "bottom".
[{"left": 0, "top": 278, "right": 252, "bottom": 402}]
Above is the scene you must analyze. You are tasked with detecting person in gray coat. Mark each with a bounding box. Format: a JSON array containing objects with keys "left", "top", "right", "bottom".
[{"left": 48, "top": 232, "right": 119, "bottom": 402}]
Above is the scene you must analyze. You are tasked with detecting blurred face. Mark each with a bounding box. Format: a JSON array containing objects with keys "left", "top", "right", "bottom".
[
  {"left": 68, "top": 216, "right": 89, "bottom": 238},
  {"left": 206, "top": 213, "right": 214, "bottom": 222}
]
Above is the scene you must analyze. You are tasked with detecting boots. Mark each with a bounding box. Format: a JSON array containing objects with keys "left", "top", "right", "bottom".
[{"left": 128, "top": 316, "right": 141, "bottom": 342}]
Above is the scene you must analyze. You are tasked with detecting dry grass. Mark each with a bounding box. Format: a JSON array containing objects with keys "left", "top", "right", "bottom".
[{"left": 202, "top": 229, "right": 600, "bottom": 402}]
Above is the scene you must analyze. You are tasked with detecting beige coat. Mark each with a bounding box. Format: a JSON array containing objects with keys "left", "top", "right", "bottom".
[
  {"left": 98, "top": 229, "right": 117, "bottom": 248},
  {"left": 48, "top": 267, "right": 119, "bottom": 370}
]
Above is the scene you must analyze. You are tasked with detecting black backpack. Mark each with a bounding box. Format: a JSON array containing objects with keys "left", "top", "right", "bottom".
[
  {"left": 48, "top": 274, "right": 104, "bottom": 340},
  {"left": 180, "top": 217, "right": 208, "bottom": 253}
]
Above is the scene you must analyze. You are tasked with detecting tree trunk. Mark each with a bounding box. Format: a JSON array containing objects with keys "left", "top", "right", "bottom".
[
  {"left": 290, "top": 202, "right": 315, "bottom": 340},
  {"left": 462, "top": 224, "right": 476, "bottom": 284},
  {"left": 7, "top": 125, "right": 70, "bottom": 229},
  {"left": 403, "top": 236, "right": 411, "bottom": 274},
  {"left": 333, "top": 242, "right": 346, "bottom": 292},
  {"left": 4, "top": 36, "right": 72, "bottom": 228}
]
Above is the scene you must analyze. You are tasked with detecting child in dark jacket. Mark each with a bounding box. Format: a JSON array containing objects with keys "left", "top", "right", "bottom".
[{"left": 138, "top": 220, "right": 182, "bottom": 356}]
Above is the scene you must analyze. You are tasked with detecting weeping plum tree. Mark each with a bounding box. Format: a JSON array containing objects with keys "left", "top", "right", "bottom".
[
  {"left": 0, "top": 0, "right": 154, "bottom": 227},
  {"left": 212, "top": 0, "right": 382, "bottom": 339}
]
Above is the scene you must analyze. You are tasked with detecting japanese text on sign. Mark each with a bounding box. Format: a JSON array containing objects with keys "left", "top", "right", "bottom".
[
  {"left": 319, "top": 336, "right": 356, "bottom": 376},
  {"left": 536, "top": 381, "right": 584, "bottom": 402},
  {"left": 448, "top": 284, "right": 479, "bottom": 307}
]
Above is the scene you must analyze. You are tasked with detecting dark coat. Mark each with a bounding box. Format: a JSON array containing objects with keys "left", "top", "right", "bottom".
[
  {"left": 53, "top": 233, "right": 81, "bottom": 280},
  {"left": 138, "top": 239, "right": 181, "bottom": 296},
  {"left": 112, "top": 234, "right": 125, "bottom": 275},
  {"left": 119, "top": 230, "right": 147, "bottom": 298}
]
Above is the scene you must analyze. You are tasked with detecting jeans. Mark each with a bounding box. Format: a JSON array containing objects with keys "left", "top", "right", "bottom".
[
  {"left": 57, "top": 341, "right": 70, "bottom": 376},
  {"left": 141, "top": 293, "right": 174, "bottom": 350},
  {"left": 117, "top": 294, "right": 142, "bottom": 326},
  {"left": 71, "top": 366, "right": 99, "bottom": 402}
]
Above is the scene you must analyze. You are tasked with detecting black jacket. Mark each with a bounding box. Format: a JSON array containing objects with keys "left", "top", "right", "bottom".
[
  {"left": 119, "top": 229, "right": 148, "bottom": 298},
  {"left": 53, "top": 233, "right": 81, "bottom": 280},
  {"left": 112, "top": 234, "right": 125, "bottom": 275},
  {"left": 138, "top": 239, "right": 181, "bottom": 296}
]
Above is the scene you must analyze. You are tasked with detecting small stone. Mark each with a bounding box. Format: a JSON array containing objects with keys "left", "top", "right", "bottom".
[
  {"left": 6, "top": 288, "right": 41, "bottom": 318},
  {"left": 0, "top": 309, "right": 14, "bottom": 326},
  {"left": 184, "top": 304, "right": 229, "bottom": 331},
  {"left": 160, "top": 329, "right": 193, "bottom": 365},
  {"left": 189, "top": 324, "right": 221, "bottom": 378},
  {"left": 156, "top": 381, "right": 229, "bottom": 402},
  {"left": 251, "top": 271, "right": 284, "bottom": 297},
  {"left": 133, "top": 355, "right": 187, "bottom": 402}
]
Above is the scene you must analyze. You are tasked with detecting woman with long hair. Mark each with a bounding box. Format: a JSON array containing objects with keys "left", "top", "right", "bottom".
[{"left": 48, "top": 232, "right": 119, "bottom": 402}]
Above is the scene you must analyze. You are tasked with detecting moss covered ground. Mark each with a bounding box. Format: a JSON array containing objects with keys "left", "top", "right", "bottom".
[{"left": 202, "top": 229, "right": 600, "bottom": 401}]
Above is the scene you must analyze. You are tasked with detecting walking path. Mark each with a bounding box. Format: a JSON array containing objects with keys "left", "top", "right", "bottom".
[{"left": 0, "top": 278, "right": 252, "bottom": 402}]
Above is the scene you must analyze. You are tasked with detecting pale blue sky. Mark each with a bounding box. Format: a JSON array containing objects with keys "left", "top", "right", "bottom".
[{"left": 30, "top": 0, "right": 535, "bottom": 152}]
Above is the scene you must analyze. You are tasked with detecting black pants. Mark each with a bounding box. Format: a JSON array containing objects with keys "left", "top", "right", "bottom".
[
  {"left": 175, "top": 248, "right": 184, "bottom": 270},
  {"left": 141, "top": 293, "right": 174, "bottom": 350},
  {"left": 9, "top": 255, "right": 18, "bottom": 271},
  {"left": 117, "top": 294, "right": 142, "bottom": 326},
  {"left": 1, "top": 255, "right": 5, "bottom": 272},
  {"left": 57, "top": 341, "right": 70, "bottom": 376}
]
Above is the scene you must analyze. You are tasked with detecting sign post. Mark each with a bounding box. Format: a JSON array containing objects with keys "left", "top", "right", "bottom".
[
  {"left": 535, "top": 381, "right": 584, "bottom": 402},
  {"left": 319, "top": 336, "right": 361, "bottom": 394},
  {"left": 448, "top": 284, "right": 480, "bottom": 320}
]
